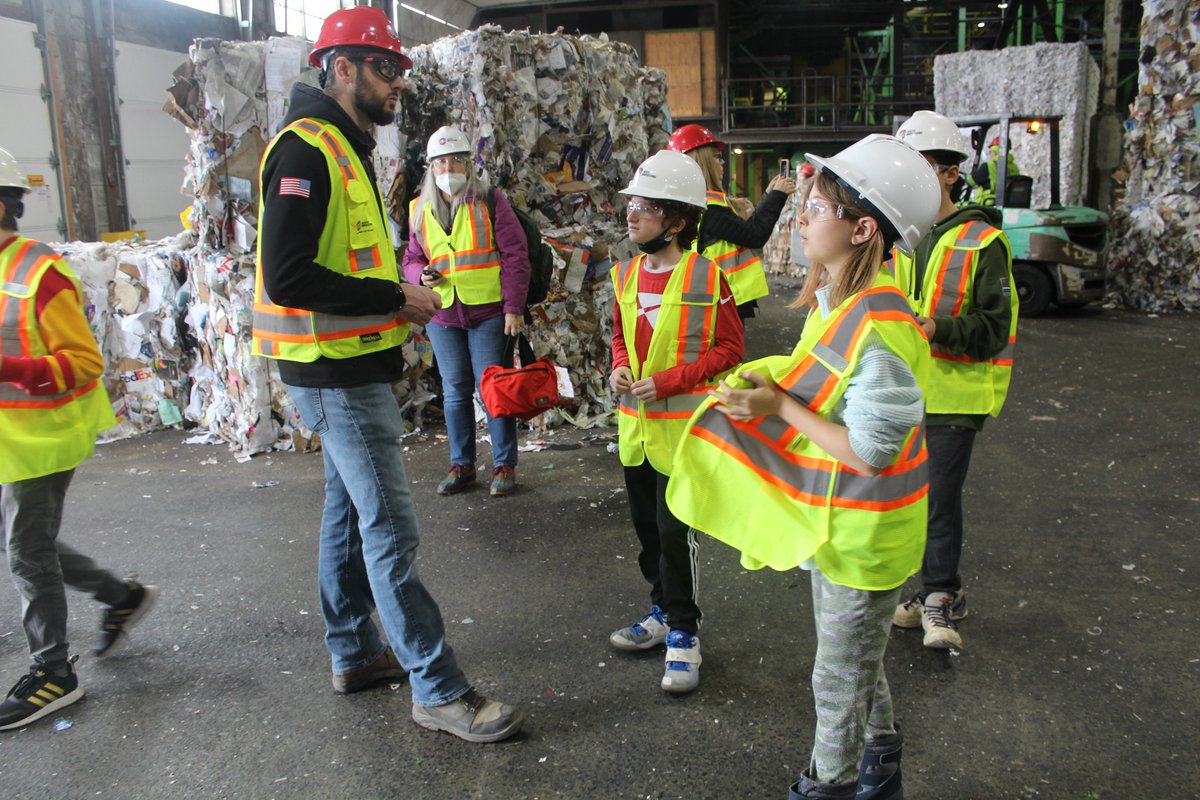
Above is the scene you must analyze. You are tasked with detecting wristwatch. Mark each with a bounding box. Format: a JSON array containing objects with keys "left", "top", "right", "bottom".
[{"left": 393, "top": 283, "right": 407, "bottom": 311}]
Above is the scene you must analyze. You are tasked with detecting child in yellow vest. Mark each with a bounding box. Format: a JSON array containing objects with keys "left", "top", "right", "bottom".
[
  {"left": 0, "top": 146, "right": 156, "bottom": 731},
  {"left": 666, "top": 135, "right": 940, "bottom": 799},
  {"left": 607, "top": 150, "right": 744, "bottom": 693}
]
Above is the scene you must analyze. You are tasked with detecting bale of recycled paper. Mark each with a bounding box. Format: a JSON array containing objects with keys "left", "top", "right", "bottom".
[{"left": 1106, "top": 0, "right": 1200, "bottom": 312}]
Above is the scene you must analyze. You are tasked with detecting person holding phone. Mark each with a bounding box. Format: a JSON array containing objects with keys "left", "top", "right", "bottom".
[
  {"left": 668, "top": 124, "right": 796, "bottom": 320},
  {"left": 403, "top": 126, "right": 532, "bottom": 498}
]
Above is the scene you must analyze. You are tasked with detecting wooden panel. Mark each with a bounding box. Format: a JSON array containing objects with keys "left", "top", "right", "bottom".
[
  {"left": 701, "top": 29, "right": 717, "bottom": 114},
  {"left": 644, "top": 31, "right": 702, "bottom": 118}
]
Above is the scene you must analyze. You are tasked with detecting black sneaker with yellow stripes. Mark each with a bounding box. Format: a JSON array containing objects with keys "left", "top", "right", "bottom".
[
  {"left": 0, "top": 658, "right": 84, "bottom": 731},
  {"left": 95, "top": 580, "right": 158, "bottom": 657}
]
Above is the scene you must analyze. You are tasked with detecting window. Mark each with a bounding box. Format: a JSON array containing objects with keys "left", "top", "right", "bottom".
[
  {"left": 161, "top": 0, "right": 223, "bottom": 13},
  {"left": 274, "top": 0, "right": 344, "bottom": 40}
]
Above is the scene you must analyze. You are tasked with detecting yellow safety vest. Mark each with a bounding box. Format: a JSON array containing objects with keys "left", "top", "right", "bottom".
[
  {"left": 666, "top": 274, "right": 931, "bottom": 590},
  {"left": 613, "top": 251, "right": 725, "bottom": 475},
  {"left": 696, "top": 190, "right": 770, "bottom": 304},
  {"left": 409, "top": 195, "right": 502, "bottom": 308},
  {"left": 252, "top": 118, "right": 408, "bottom": 362},
  {"left": 0, "top": 237, "right": 117, "bottom": 483},
  {"left": 891, "top": 219, "right": 1017, "bottom": 417}
]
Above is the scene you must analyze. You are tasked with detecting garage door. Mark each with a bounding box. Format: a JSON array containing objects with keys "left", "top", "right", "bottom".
[
  {"left": 0, "top": 18, "right": 67, "bottom": 243},
  {"left": 115, "top": 40, "right": 193, "bottom": 241}
]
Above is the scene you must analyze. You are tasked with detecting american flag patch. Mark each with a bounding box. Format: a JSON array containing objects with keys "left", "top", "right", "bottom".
[{"left": 279, "top": 177, "right": 311, "bottom": 198}]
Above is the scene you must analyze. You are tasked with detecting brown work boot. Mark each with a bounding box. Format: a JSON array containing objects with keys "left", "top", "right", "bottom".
[
  {"left": 331, "top": 646, "right": 406, "bottom": 694},
  {"left": 437, "top": 464, "right": 477, "bottom": 495}
]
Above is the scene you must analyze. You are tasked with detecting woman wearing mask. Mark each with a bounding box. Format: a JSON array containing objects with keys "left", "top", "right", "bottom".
[
  {"left": 668, "top": 124, "right": 796, "bottom": 320},
  {"left": 403, "top": 126, "right": 531, "bottom": 497},
  {"left": 667, "top": 135, "right": 940, "bottom": 800}
]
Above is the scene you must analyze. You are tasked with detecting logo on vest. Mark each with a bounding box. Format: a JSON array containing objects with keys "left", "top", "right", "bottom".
[
  {"left": 360, "top": 332, "right": 383, "bottom": 343},
  {"left": 355, "top": 219, "right": 375, "bottom": 233}
]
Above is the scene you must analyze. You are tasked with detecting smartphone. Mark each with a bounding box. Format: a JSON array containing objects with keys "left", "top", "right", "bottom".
[{"left": 778, "top": 158, "right": 790, "bottom": 178}]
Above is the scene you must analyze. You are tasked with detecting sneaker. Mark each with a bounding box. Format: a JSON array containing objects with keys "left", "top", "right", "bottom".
[
  {"left": 412, "top": 688, "right": 523, "bottom": 743},
  {"left": 894, "top": 588, "right": 967, "bottom": 628},
  {"left": 0, "top": 658, "right": 84, "bottom": 731},
  {"left": 489, "top": 466, "right": 516, "bottom": 497},
  {"left": 437, "top": 464, "right": 477, "bottom": 496},
  {"left": 661, "top": 630, "right": 701, "bottom": 693},
  {"left": 609, "top": 605, "right": 668, "bottom": 651},
  {"left": 95, "top": 580, "right": 158, "bottom": 657},
  {"left": 332, "top": 646, "right": 407, "bottom": 694},
  {"left": 921, "top": 591, "right": 964, "bottom": 649}
]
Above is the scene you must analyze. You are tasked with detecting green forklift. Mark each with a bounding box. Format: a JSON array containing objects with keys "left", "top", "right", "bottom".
[{"left": 954, "top": 114, "right": 1108, "bottom": 316}]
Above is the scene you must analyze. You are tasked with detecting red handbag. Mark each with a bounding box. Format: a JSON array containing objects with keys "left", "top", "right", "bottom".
[{"left": 480, "top": 334, "right": 559, "bottom": 421}]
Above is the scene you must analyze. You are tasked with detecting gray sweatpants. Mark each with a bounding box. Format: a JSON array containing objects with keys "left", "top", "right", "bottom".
[
  {"left": 809, "top": 569, "right": 902, "bottom": 785},
  {"left": 1, "top": 469, "right": 128, "bottom": 666}
]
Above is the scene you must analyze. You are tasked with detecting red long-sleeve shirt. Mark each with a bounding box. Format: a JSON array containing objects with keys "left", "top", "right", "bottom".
[{"left": 611, "top": 261, "right": 744, "bottom": 399}]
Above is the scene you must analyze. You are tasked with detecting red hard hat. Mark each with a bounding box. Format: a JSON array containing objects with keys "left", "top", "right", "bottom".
[
  {"left": 309, "top": 7, "right": 413, "bottom": 70},
  {"left": 989, "top": 136, "right": 1001, "bottom": 147},
  {"left": 667, "top": 124, "right": 725, "bottom": 154},
  {"left": 798, "top": 162, "right": 815, "bottom": 177}
]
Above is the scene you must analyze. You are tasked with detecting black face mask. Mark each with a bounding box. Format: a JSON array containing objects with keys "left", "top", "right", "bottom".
[
  {"left": 949, "top": 175, "right": 966, "bottom": 204},
  {"left": 636, "top": 232, "right": 674, "bottom": 254}
]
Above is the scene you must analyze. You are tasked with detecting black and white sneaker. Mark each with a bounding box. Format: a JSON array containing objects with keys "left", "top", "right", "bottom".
[
  {"left": 0, "top": 658, "right": 84, "bottom": 731},
  {"left": 95, "top": 581, "right": 158, "bottom": 657}
]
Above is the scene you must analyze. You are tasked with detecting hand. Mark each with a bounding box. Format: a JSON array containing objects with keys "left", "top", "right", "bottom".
[
  {"left": 398, "top": 282, "right": 442, "bottom": 326},
  {"left": 420, "top": 269, "right": 446, "bottom": 287},
  {"left": 708, "top": 371, "right": 782, "bottom": 421},
  {"left": 610, "top": 366, "right": 634, "bottom": 394},
  {"left": 631, "top": 376, "right": 658, "bottom": 403},
  {"left": 915, "top": 315, "right": 936, "bottom": 338},
  {"left": 504, "top": 312, "right": 523, "bottom": 336},
  {"left": 768, "top": 175, "right": 797, "bottom": 195}
]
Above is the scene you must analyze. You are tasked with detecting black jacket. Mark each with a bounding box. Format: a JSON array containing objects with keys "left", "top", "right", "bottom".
[
  {"left": 258, "top": 83, "right": 407, "bottom": 388},
  {"left": 695, "top": 190, "right": 788, "bottom": 253}
]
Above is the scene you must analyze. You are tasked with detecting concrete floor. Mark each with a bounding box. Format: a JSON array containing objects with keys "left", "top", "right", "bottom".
[{"left": 0, "top": 286, "right": 1196, "bottom": 799}]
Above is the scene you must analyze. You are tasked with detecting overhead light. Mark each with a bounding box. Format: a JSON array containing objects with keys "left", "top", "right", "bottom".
[
  {"left": 1027, "top": 120, "right": 1042, "bottom": 134},
  {"left": 977, "top": 22, "right": 986, "bottom": 28},
  {"left": 998, "top": 2, "right": 1009, "bottom": 7},
  {"left": 733, "top": 147, "right": 744, "bottom": 155},
  {"left": 398, "top": 2, "right": 461, "bottom": 30}
]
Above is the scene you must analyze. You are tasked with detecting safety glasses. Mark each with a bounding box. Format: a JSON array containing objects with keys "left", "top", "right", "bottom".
[
  {"left": 626, "top": 199, "right": 665, "bottom": 218},
  {"left": 350, "top": 55, "right": 405, "bottom": 82},
  {"left": 430, "top": 155, "right": 469, "bottom": 169},
  {"left": 803, "top": 197, "right": 846, "bottom": 221}
]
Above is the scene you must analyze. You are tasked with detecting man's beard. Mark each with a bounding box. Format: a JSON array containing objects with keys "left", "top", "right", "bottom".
[{"left": 353, "top": 71, "right": 395, "bottom": 126}]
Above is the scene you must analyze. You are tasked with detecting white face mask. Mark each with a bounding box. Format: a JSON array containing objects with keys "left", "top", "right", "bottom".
[{"left": 435, "top": 172, "right": 467, "bottom": 196}]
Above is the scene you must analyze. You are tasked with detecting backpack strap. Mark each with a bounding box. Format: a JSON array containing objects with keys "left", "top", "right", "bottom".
[{"left": 484, "top": 187, "right": 497, "bottom": 226}]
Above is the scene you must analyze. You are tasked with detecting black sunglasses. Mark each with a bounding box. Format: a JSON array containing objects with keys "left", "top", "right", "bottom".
[{"left": 348, "top": 56, "right": 405, "bottom": 82}]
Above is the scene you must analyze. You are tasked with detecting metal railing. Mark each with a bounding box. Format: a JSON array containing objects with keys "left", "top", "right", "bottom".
[{"left": 721, "top": 73, "right": 933, "bottom": 134}]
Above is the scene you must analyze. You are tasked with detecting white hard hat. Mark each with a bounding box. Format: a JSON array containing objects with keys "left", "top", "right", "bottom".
[
  {"left": 0, "top": 146, "right": 31, "bottom": 193},
  {"left": 427, "top": 126, "right": 471, "bottom": 159},
  {"left": 806, "top": 134, "right": 940, "bottom": 255},
  {"left": 619, "top": 150, "right": 707, "bottom": 209},
  {"left": 895, "top": 110, "right": 969, "bottom": 161}
]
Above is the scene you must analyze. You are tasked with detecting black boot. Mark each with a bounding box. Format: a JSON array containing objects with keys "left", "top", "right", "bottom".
[
  {"left": 788, "top": 769, "right": 857, "bottom": 800},
  {"left": 856, "top": 727, "right": 904, "bottom": 800}
]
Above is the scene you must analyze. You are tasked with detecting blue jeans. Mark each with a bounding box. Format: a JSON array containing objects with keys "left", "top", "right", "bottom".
[
  {"left": 425, "top": 316, "right": 517, "bottom": 469},
  {"left": 288, "top": 383, "right": 469, "bottom": 706}
]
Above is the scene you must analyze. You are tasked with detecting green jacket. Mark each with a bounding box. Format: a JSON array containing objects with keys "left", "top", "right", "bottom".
[{"left": 901, "top": 205, "right": 1014, "bottom": 430}]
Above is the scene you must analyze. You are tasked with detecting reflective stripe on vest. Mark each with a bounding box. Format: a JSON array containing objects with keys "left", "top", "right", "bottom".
[
  {"left": 698, "top": 190, "right": 769, "bottom": 304},
  {"left": 252, "top": 118, "right": 406, "bottom": 362},
  {"left": 613, "top": 251, "right": 723, "bottom": 473},
  {"left": 892, "top": 219, "right": 1017, "bottom": 416},
  {"left": 414, "top": 196, "right": 502, "bottom": 307}
]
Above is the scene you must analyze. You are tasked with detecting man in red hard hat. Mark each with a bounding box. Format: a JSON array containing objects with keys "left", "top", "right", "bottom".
[
  {"left": 966, "top": 134, "right": 1019, "bottom": 205},
  {"left": 253, "top": 5, "right": 523, "bottom": 743}
]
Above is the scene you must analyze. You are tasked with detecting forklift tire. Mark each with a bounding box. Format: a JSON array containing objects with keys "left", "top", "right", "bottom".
[{"left": 1013, "top": 262, "right": 1053, "bottom": 317}]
